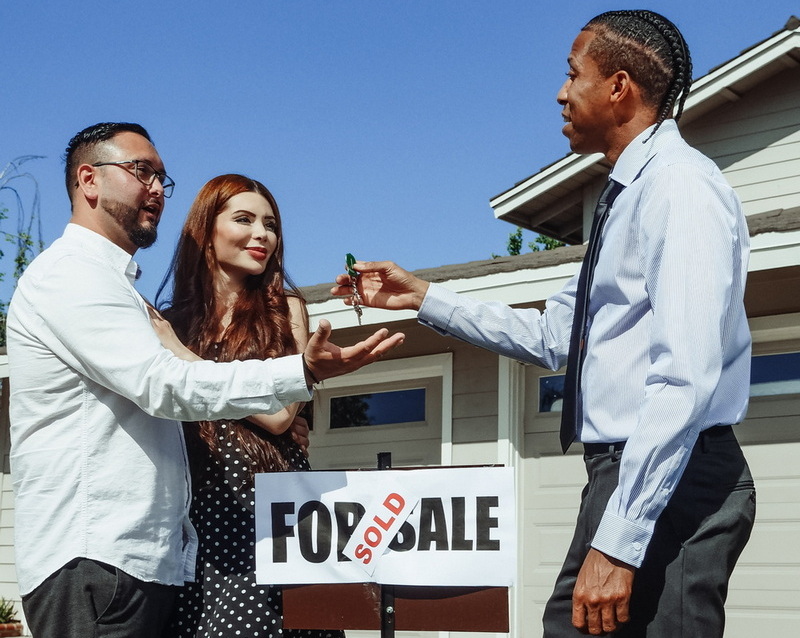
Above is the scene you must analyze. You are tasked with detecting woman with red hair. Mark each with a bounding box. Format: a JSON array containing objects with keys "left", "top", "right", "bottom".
[{"left": 154, "top": 174, "right": 342, "bottom": 638}]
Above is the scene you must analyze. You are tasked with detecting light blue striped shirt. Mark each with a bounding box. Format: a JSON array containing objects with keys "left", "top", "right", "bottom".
[{"left": 418, "top": 120, "right": 751, "bottom": 566}]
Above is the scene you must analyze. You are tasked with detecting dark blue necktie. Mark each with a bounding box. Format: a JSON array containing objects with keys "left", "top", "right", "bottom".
[{"left": 559, "top": 179, "right": 624, "bottom": 453}]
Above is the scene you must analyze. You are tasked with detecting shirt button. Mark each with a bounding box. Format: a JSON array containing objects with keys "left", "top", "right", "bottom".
[{"left": 633, "top": 542, "right": 643, "bottom": 552}]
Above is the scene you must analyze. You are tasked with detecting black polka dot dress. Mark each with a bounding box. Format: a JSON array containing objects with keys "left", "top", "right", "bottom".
[{"left": 169, "top": 422, "right": 345, "bottom": 638}]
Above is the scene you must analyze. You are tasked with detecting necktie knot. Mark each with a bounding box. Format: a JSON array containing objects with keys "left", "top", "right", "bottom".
[{"left": 594, "top": 179, "right": 624, "bottom": 217}]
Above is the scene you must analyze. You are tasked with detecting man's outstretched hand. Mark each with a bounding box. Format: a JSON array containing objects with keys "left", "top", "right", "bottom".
[
  {"left": 303, "top": 318, "right": 404, "bottom": 384},
  {"left": 331, "top": 260, "right": 430, "bottom": 312}
]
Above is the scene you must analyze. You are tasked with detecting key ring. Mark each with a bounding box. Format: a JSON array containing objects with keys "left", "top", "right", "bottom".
[{"left": 345, "top": 253, "right": 363, "bottom": 325}]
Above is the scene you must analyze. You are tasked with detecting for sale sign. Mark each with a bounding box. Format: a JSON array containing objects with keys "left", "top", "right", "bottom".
[{"left": 254, "top": 466, "right": 515, "bottom": 587}]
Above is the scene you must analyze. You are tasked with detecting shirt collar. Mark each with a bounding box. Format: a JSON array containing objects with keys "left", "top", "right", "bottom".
[
  {"left": 62, "top": 223, "right": 141, "bottom": 284},
  {"left": 610, "top": 119, "right": 680, "bottom": 188}
]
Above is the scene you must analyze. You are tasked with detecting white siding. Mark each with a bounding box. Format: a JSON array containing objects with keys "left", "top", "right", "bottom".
[{"left": 685, "top": 64, "right": 800, "bottom": 217}]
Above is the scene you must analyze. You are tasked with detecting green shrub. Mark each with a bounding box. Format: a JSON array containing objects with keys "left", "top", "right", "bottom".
[{"left": 0, "top": 597, "right": 18, "bottom": 622}]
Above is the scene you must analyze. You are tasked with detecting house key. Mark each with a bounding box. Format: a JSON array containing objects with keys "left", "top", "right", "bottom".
[{"left": 345, "top": 253, "right": 363, "bottom": 325}]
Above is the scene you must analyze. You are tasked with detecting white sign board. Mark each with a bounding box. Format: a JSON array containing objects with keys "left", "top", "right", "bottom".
[{"left": 254, "top": 467, "right": 515, "bottom": 587}]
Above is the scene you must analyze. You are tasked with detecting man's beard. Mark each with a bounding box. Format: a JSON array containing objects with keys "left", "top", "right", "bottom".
[{"left": 102, "top": 198, "right": 158, "bottom": 249}]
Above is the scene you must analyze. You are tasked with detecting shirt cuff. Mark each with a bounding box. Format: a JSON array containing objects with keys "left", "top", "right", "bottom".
[
  {"left": 270, "top": 354, "right": 314, "bottom": 403},
  {"left": 418, "top": 283, "right": 459, "bottom": 334},
  {"left": 591, "top": 511, "right": 653, "bottom": 568}
]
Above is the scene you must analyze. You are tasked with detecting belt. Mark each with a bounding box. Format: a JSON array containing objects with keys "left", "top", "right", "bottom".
[
  {"left": 582, "top": 425, "right": 734, "bottom": 457},
  {"left": 583, "top": 441, "right": 626, "bottom": 456}
]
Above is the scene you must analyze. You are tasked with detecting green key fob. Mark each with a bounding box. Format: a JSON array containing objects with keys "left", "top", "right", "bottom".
[{"left": 345, "top": 253, "right": 359, "bottom": 277}]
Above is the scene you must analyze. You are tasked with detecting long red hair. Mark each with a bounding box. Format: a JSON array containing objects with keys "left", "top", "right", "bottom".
[{"left": 157, "top": 174, "right": 306, "bottom": 476}]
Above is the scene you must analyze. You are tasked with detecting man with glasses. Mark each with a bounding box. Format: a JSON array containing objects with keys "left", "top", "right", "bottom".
[{"left": 6, "top": 122, "right": 404, "bottom": 638}]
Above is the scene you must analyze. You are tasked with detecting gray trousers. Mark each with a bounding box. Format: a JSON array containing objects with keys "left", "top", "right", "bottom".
[
  {"left": 542, "top": 426, "right": 756, "bottom": 637},
  {"left": 22, "top": 558, "right": 178, "bottom": 638}
]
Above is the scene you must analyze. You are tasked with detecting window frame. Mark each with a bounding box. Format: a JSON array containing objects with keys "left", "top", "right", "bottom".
[
  {"left": 749, "top": 350, "right": 800, "bottom": 398},
  {"left": 311, "top": 353, "right": 454, "bottom": 464}
]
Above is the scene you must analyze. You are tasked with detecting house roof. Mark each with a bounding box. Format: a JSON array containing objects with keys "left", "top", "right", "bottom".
[
  {"left": 489, "top": 16, "right": 800, "bottom": 245},
  {"left": 301, "top": 206, "right": 800, "bottom": 305}
]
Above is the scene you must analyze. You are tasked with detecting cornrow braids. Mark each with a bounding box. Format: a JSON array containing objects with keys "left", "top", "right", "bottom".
[{"left": 584, "top": 10, "right": 693, "bottom": 134}]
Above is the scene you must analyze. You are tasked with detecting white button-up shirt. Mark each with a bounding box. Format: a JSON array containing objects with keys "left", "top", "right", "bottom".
[
  {"left": 7, "top": 224, "right": 312, "bottom": 594},
  {"left": 418, "top": 120, "right": 751, "bottom": 567}
]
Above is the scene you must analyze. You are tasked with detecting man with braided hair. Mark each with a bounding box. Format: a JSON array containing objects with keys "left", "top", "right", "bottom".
[{"left": 332, "top": 9, "right": 754, "bottom": 637}]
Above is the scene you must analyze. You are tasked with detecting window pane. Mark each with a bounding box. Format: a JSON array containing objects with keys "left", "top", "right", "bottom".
[
  {"left": 330, "top": 388, "right": 426, "bottom": 429},
  {"left": 539, "top": 375, "right": 564, "bottom": 412},
  {"left": 750, "top": 352, "right": 800, "bottom": 397}
]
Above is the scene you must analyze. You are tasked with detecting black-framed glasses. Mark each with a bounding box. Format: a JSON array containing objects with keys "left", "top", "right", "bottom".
[{"left": 92, "top": 159, "right": 175, "bottom": 198}]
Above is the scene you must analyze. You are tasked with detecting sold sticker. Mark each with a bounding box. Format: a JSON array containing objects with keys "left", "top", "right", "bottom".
[{"left": 342, "top": 489, "right": 419, "bottom": 575}]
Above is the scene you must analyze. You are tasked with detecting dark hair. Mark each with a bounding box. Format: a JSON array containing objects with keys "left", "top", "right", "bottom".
[
  {"left": 157, "top": 174, "right": 306, "bottom": 478},
  {"left": 584, "top": 10, "right": 692, "bottom": 133},
  {"left": 63, "top": 122, "right": 152, "bottom": 199}
]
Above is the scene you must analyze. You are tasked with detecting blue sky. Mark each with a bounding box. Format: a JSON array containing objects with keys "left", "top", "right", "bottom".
[{"left": 2, "top": 1, "right": 798, "bottom": 301}]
